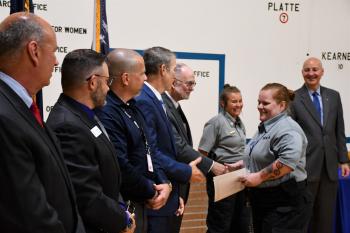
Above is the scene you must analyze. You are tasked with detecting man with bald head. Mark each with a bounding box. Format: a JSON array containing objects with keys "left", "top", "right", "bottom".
[
  {"left": 98, "top": 48, "right": 171, "bottom": 233},
  {"left": 290, "top": 57, "right": 350, "bottom": 233},
  {"left": 0, "top": 13, "right": 85, "bottom": 233}
]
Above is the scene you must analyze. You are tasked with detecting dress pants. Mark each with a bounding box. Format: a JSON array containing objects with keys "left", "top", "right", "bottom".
[
  {"left": 249, "top": 179, "right": 312, "bottom": 233},
  {"left": 307, "top": 166, "right": 338, "bottom": 233},
  {"left": 134, "top": 202, "right": 147, "bottom": 233},
  {"left": 148, "top": 215, "right": 181, "bottom": 233},
  {"left": 206, "top": 173, "right": 250, "bottom": 233}
]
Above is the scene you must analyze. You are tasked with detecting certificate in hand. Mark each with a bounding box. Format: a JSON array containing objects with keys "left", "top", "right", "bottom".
[{"left": 213, "top": 167, "right": 248, "bottom": 202}]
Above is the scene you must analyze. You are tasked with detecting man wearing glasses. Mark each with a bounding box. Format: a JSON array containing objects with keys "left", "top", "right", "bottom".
[
  {"left": 47, "top": 49, "right": 135, "bottom": 233},
  {"left": 161, "top": 63, "right": 226, "bottom": 229}
]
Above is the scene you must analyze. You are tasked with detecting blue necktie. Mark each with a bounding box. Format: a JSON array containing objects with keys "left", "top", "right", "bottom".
[
  {"left": 159, "top": 99, "right": 167, "bottom": 115},
  {"left": 312, "top": 92, "right": 321, "bottom": 121}
]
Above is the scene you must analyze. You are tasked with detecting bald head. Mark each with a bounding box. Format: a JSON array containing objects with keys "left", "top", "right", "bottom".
[
  {"left": 0, "top": 12, "right": 52, "bottom": 61},
  {"left": 302, "top": 57, "right": 324, "bottom": 91},
  {"left": 106, "top": 48, "right": 146, "bottom": 102},
  {"left": 303, "top": 57, "right": 323, "bottom": 69},
  {"left": 107, "top": 48, "right": 143, "bottom": 76},
  {"left": 0, "top": 12, "right": 58, "bottom": 95}
]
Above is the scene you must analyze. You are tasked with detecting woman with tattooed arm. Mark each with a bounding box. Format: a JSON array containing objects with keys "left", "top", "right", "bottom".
[{"left": 235, "top": 83, "right": 312, "bottom": 233}]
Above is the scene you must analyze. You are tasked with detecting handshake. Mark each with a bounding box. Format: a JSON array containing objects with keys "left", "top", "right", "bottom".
[{"left": 211, "top": 160, "right": 245, "bottom": 176}]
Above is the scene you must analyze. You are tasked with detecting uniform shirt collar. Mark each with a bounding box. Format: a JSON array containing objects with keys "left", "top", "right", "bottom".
[
  {"left": 108, "top": 90, "right": 136, "bottom": 108},
  {"left": 260, "top": 112, "right": 287, "bottom": 133}
]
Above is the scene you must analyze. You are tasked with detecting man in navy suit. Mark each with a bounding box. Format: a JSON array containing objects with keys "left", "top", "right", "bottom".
[
  {"left": 98, "top": 48, "right": 171, "bottom": 233},
  {"left": 290, "top": 57, "right": 350, "bottom": 233},
  {"left": 135, "top": 47, "right": 204, "bottom": 233},
  {"left": 47, "top": 49, "right": 135, "bottom": 233},
  {"left": 0, "top": 13, "right": 85, "bottom": 233}
]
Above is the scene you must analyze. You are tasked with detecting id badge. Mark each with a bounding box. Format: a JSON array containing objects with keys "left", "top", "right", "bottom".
[{"left": 146, "top": 152, "right": 154, "bottom": 172}]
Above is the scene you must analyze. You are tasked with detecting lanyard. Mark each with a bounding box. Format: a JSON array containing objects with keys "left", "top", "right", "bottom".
[
  {"left": 248, "top": 132, "right": 266, "bottom": 156},
  {"left": 122, "top": 109, "right": 150, "bottom": 153},
  {"left": 122, "top": 108, "right": 154, "bottom": 172}
]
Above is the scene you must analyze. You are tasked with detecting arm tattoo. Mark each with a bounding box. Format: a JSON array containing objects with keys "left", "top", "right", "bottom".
[{"left": 260, "top": 161, "right": 285, "bottom": 181}]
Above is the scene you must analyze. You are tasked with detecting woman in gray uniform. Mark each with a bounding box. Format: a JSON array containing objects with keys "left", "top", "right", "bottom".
[
  {"left": 243, "top": 83, "right": 312, "bottom": 233},
  {"left": 198, "top": 84, "right": 248, "bottom": 233}
]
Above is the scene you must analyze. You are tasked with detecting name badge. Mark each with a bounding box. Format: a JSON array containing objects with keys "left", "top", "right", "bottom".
[
  {"left": 229, "top": 130, "right": 236, "bottom": 135},
  {"left": 91, "top": 126, "right": 102, "bottom": 138},
  {"left": 147, "top": 152, "right": 154, "bottom": 172}
]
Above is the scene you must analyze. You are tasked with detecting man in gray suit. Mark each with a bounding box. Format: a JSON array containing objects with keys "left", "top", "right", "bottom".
[
  {"left": 162, "top": 63, "right": 226, "bottom": 199},
  {"left": 163, "top": 63, "right": 226, "bottom": 177},
  {"left": 290, "top": 57, "right": 350, "bottom": 233}
]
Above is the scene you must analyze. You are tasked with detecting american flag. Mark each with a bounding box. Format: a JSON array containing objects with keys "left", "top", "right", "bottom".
[{"left": 92, "top": 0, "right": 110, "bottom": 55}]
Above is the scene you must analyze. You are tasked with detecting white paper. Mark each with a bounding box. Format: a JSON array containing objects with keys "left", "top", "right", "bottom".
[{"left": 213, "top": 167, "right": 248, "bottom": 202}]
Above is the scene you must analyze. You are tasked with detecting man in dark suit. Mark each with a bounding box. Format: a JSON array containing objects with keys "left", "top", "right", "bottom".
[
  {"left": 0, "top": 13, "right": 85, "bottom": 233},
  {"left": 135, "top": 47, "right": 204, "bottom": 233},
  {"left": 47, "top": 49, "right": 135, "bottom": 233},
  {"left": 290, "top": 57, "right": 350, "bottom": 233},
  {"left": 162, "top": 63, "right": 226, "bottom": 204},
  {"left": 98, "top": 48, "right": 171, "bottom": 233}
]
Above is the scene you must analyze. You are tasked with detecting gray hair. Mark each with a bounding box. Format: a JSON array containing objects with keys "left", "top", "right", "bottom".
[
  {"left": 0, "top": 14, "right": 43, "bottom": 58},
  {"left": 175, "top": 63, "right": 188, "bottom": 78},
  {"left": 143, "top": 46, "right": 175, "bottom": 76}
]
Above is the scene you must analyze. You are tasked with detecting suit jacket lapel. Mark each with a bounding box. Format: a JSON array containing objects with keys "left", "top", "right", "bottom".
[
  {"left": 162, "top": 93, "right": 192, "bottom": 145},
  {"left": 0, "top": 81, "right": 77, "bottom": 200},
  {"left": 299, "top": 85, "right": 322, "bottom": 127},
  {"left": 178, "top": 105, "right": 193, "bottom": 145},
  {"left": 320, "top": 86, "right": 330, "bottom": 128},
  {"left": 143, "top": 86, "right": 176, "bottom": 150},
  {"left": 58, "top": 95, "right": 121, "bottom": 174}
]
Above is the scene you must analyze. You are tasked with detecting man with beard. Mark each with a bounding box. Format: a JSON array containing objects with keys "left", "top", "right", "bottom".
[{"left": 47, "top": 49, "right": 135, "bottom": 233}]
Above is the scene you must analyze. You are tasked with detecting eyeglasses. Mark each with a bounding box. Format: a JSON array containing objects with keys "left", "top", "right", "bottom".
[
  {"left": 86, "top": 74, "right": 115, "bottom": 86},
  {"left": 175, "top": 78, "right": 196, "bottom": 87}
]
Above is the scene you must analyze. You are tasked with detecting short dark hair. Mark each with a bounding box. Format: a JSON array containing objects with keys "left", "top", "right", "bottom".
[
  {"left": 61, "top": 49, "right": 106, "bottom": 91},
  {"left": 143, "top": 46, "right": 175, "bottom": 76},
  {"left": 0, "top": 13, "right": 43, "bottom": 58}
]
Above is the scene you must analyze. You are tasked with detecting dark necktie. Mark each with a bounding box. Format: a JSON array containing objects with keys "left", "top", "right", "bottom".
[
  {"left": 258, "top": 123, "right": 266, "bottom": 134},
  {"left": 177, "top": 105, "right": 192, "bottom": 144},
  {"left": 30, "top": 101, "right": 43, "bottom": 127},
  {"left": 312, "top": 92, "right": 321, "bottom": 121},
  {"left": 94, "top": 115, "right": 110, "bottom": 140}
]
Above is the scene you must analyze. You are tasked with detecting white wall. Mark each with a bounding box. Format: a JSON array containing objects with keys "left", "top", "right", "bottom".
[{"left": 1, "top": 0, "right": 349, "bottom": 144}]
